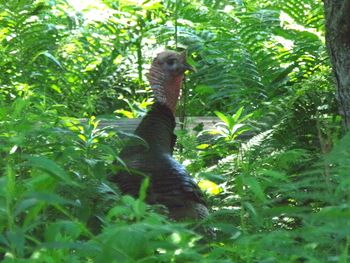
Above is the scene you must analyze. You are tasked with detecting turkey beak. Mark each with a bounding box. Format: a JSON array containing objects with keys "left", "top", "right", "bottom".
[{"left": 183, "top": 62, "right": 196, "bottom": 73}]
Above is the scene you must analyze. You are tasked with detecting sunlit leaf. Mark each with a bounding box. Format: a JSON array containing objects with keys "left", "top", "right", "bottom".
[
  {"left": 196, "top": 143, "right": 210, "bottom": 150},
  {"left": 214, "top": 111, "right": 230, "bottom": 125},
  {"left": 198, "top": 180, "right": 222, "bottom": 195}
]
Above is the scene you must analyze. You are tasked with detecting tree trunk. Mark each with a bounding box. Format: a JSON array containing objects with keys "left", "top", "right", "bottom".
[{"left": 324, "top": 0, "right": 350, "bottom": 131}]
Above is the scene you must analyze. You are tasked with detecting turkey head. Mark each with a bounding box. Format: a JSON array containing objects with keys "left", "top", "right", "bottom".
[{"left": 147, "top": 51, "right": 193, "bottom": 113}]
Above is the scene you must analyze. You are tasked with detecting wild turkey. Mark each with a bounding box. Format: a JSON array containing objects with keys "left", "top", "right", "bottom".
[{"left": 111, "top": 51, "right": 209, "bottom": 220}]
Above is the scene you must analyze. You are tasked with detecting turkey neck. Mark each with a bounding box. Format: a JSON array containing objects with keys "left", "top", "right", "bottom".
[
  {"left": 134, "top": 102, "right": 176, "bottom": 154},
  {"left": 149, "top": 66, "right": 183, "bottom": 114}
]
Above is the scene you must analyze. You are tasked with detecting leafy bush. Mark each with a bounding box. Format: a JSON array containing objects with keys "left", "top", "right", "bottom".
[{"left": 1, "top": 0, "right": 349, "bottom": 262}]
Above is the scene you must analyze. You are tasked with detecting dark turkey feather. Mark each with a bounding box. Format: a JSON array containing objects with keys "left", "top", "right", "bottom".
[{"left": 111, "top": 102, "right": 208, "bottom": 219}]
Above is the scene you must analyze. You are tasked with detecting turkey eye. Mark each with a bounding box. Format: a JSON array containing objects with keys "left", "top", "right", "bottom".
[{"left": 167, "top": 59, "right": 176, "bottom": 66}]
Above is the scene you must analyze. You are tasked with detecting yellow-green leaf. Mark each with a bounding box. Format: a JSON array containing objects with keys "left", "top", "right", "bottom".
[{"left": 198, "top": 180, "right": 222, "bottom": 195}]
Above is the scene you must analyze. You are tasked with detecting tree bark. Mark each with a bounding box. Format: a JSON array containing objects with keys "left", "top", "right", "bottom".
[{"left": 324, "top": 0, "right": 350, "bottom": 131}]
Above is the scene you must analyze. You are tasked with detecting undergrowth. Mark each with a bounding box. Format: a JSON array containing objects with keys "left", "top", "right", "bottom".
[{"left": 1, "top": 0, "right": 349, "bottom": 262}]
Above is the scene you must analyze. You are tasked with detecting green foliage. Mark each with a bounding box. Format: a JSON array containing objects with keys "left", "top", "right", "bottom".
[
  {"left": 213, "top": 107, "right": 252, "bottom": 142},
  {"left": 0, "top": 0, "right": 348, "bottom": 262}
]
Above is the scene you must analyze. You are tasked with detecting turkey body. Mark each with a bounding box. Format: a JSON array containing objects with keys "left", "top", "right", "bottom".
[{"left": 112, "top": 102, "right": 209, "bottom": 220}]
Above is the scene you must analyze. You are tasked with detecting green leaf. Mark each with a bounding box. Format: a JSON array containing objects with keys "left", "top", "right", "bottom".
[
  {"left": 243, "top": 201, "right": 257, "bottom": 217},
  {"left": 232, "top": 106, "right": 244, "bottom": 122},
  {"left": 196, "top": 143, "right": 210, "bottom": 150},
  {"left": 33, "top": 51, "right": 63, "bottom": 69},
  {"left": 195, "top": 85, "right": 215, "bottom": 95},
  {"left": 45, "top": 220, "right": 86, "bottom": 241},
  {"left": 138, "top": 177, "right": 149, "bottom": 202},
  {"left": 243, "top": 177, "right": 266, "bottom": 202},
  {"left": 6, "top": 229, "right": 25, "bottom": 257},
  {"left": 231, "top": 123, "right": 245, "bottom": 135},
  {"left": 214, "top": 111, "right": 230, "bottom": 125},
  {"left": 15, "top": 192, "right": 76, "bottom": 216},
  {"left": 11, "top": 98, "right": 28, "bottom": 118},
  {"left": 26, "top": 156, "right": 79, "bottom": 187}
]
